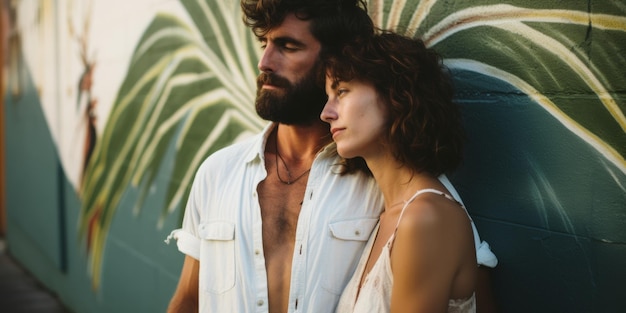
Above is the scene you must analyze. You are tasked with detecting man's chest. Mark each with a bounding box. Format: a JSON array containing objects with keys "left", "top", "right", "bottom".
[{"left": 256, "top": 179, "right": 308, "bottom": 244}]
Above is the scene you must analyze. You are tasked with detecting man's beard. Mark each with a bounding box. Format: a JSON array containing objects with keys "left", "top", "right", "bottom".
[{"left": 255, "top": 64, "right": 327, "bottom": 125}]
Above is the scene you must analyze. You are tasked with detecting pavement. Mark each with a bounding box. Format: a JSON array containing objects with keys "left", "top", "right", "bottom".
[{"left": 0, "top": 239, "right": 72, "bottom": 313}]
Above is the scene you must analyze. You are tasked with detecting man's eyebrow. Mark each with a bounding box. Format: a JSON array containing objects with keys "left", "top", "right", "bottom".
[{"left": 270, "top": 36, "right": 307, "bottom": 48}]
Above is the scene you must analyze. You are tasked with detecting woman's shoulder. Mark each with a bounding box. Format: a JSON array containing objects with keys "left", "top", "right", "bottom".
[
  {"left": 393, "top": 192, "right": 473, "bottom": 252},
  {"left": 400, "top": 192, "right": 467, "bottom": 229}
]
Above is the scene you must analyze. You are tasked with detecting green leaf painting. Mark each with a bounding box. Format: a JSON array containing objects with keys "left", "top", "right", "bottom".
[
  {"left": 78, "top": 0, "right": 626, "bottom": 287},
  {"left": 78, "top": 0, "right": 264, "bottom": 287}
]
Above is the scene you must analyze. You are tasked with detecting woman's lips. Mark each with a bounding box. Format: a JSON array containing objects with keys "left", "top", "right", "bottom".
[{"left": 330, "top": 127, "right": 345, "bottom": 139}]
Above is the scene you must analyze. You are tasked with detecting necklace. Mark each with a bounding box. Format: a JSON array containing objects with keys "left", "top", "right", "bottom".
[{"left": 275, "top": 141, "right": 311, "bottom": 185}]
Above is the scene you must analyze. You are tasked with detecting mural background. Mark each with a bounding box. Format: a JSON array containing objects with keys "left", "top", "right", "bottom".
[{"left": 3, "top": 0, "right": 625, "bottom": 312}]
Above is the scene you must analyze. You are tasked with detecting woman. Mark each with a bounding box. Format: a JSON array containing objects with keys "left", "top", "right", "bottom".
[{"left": 321, "top": 31, "right": 477, "bottom": 313}]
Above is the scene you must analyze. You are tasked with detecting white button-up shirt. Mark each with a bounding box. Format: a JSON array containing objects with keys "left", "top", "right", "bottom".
[
  {"left": 170, "top": 124, "right": 384, "bottom": 312},
  {"left": 168, "top": 124, "right": 497, "bottom": 312}
]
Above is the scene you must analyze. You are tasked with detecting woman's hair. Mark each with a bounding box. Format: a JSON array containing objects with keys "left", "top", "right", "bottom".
[
  {"left": 326, "top": 31, "right": 465, "bottom": 177},
  {"left": 240, "top": 0, "right": 374, "bottom": 57}
]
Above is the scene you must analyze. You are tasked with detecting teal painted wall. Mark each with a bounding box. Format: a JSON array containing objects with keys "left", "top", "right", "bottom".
[
  {"left": 4, "top": 63, "right": 182, "bottom": 312},
  {"left": 3, "top": 0, "right": 625, "bottom": 312},
  {"left": 452, "top": 72, "right": 626, "bottom": 311}
]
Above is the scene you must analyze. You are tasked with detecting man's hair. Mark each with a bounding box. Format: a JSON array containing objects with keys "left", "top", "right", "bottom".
[
  {"left": 241, "top": 0, "right": 374, "bottom": 56},
  {"left": 326, "top": 31, "right": 465, "bottom": 177}
]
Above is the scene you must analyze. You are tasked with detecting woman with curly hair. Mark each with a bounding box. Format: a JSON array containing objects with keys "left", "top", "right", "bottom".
[{"left": 321, "top": 31, "right": 477, "bottom": 313}]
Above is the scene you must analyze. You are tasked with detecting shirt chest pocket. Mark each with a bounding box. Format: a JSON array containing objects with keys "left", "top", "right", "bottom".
[
  {"left": 323, "top": 218, "right": 378, "bottom": 295},
  {"left": 198, "top": 221, "right": 236, "bottom": 294}
]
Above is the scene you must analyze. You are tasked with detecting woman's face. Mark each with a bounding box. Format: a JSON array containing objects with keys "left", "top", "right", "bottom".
[{"left": 321, "top": 75, "right": 388, "bottom": 159}]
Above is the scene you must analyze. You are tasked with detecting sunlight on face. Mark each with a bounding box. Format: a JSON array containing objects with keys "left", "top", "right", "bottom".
[{"left": 321, "top": 76, "right": 388, "bottom": 159}]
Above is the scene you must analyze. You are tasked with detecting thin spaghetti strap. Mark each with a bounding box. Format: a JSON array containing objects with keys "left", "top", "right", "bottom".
[
  {"left": 393, "top": 189, "right": 452, "bottom": 230},
  {"left": 386, "top": 188, "right": 463, "bottom": 249}
]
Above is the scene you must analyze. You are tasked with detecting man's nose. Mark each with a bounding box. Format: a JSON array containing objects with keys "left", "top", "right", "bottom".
[{"left": 258, "top": 45, "right": 276, "bottom": 73}]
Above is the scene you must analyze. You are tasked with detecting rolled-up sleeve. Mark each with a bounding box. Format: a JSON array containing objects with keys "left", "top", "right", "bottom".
[{"left": 164, "top": 161, "right": 208, "bottom": 260}]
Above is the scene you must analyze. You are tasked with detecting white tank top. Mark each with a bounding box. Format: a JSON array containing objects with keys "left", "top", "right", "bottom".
[{"left": 335, "top": 189, "right": 476, "bottom": 313}]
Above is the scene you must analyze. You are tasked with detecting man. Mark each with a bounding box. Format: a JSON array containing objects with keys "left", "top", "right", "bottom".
[{"left": 166, "top": 1, "right": 497, "bottom": 312}]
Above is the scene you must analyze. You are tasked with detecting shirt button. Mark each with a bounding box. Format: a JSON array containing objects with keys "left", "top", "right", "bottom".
[
  {"left": 257, "top": 299, "right": 264, "bottom": 306},
  {"left": 355, "top": 230, "right": 361, "bottom": 236},
  {"left": 255, "top": 249, "right": 260, "bottom": 255}
]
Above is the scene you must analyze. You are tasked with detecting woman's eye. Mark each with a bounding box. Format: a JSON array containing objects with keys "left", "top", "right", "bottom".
[{"left": 337, "top": 89, "right": 348, "bottom": 96}]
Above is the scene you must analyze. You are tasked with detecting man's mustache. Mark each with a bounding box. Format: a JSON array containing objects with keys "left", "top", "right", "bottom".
[{"left": 257, "top": 73, "right": 291, "bottom": 89}]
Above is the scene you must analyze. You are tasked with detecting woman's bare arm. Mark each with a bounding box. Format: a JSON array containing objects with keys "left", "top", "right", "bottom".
[{"left": 389, "top": 198, "right": 476, "bottom": 313}]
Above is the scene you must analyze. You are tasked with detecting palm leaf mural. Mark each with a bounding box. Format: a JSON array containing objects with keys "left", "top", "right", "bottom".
[
  {"left": 78, "top": 0, "right": 264, "bottom": 287},
  {"left": 78, "top": 0, "right": 626, "bottom": 287},
  {"left": 372, "top": 0, "right": 626, "bottom": 170}
]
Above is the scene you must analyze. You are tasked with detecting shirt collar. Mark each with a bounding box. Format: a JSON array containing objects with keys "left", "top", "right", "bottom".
[
  {"left": 243, "top": 122, "right": 275, "bottom": 164},
  {"left": 242, "top": 122, "right": 339, "bottom": 164}
]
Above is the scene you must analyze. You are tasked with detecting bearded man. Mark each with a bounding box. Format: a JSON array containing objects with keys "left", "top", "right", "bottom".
[{"left": 166, "top": 1, "right": 497, "bottom": 312}]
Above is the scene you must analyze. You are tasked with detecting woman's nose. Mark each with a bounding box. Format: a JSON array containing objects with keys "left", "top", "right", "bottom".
[{"left": 320, "top": 100, "right": 337, "bottom": 123}]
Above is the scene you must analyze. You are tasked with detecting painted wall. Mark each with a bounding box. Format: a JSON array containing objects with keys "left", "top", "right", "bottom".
[{"left": 3, "top": 0, "right": 625, "bottom": 312}]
